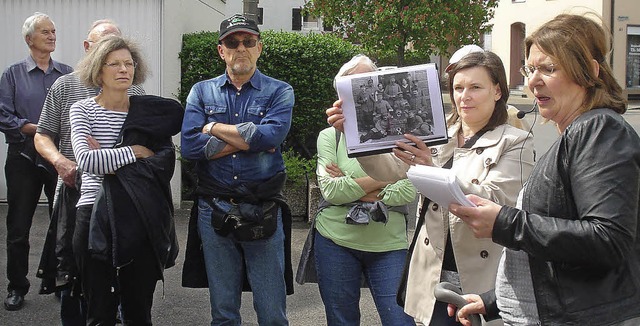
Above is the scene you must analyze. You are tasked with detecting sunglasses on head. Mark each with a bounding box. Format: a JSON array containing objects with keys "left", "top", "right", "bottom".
[{"left": 221, "top": 38, "right": 258, "bottom": 49}]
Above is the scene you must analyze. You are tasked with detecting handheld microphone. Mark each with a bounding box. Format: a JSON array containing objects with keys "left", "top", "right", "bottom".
[{"left": 517, "top": 102, "right": 538, "bottom": 119}]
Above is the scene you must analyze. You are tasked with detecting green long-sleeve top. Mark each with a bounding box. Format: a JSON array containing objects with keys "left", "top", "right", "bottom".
[{"left": 315, "top": 127, "right": 417, "bottom": 252}]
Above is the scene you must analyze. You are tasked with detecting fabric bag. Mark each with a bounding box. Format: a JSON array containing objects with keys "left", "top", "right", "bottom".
[
  {"left": 209, "top": 197, "right": 278, "bottom": 241},
  {"left": 295, "top": 218, "right": 318, "bottom": 284}
]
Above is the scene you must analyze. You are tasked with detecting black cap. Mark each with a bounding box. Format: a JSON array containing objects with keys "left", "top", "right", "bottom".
[{"left": 219, "top": 14, "right": 260, "bottom": 41}]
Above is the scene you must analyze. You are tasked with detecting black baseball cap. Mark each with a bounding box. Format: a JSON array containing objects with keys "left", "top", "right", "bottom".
[{"left": 219, "top": 14, "right": 260, "bottom": 41}]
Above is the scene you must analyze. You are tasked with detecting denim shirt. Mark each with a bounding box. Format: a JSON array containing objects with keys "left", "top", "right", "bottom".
[
  {"left": 181, "top": 69, "right": 294, "bottom": 187},
  {"left": 0, "top": 56, "right": 73, "bottom": 143}
]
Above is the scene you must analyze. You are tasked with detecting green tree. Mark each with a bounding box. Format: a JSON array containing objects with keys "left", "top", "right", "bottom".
[{"left": 304, "top": 0, "right": 499, "bottom": 66}]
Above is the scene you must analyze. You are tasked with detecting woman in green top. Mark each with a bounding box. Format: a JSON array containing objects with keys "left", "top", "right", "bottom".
[{"left": 314, "top": 54, "right": 417, "bottom": 326}]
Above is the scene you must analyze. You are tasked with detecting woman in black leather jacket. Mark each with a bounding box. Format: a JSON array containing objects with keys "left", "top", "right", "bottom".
[{"left": 448, "top": 13, "right": 640, "bottom": 326}]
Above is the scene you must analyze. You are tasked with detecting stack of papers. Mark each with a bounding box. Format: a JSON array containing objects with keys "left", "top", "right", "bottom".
[{"left": 406, "top": 165, "right": 476, "bottom": 207}]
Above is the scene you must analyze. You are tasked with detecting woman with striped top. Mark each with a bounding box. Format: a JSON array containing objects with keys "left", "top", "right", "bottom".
[{"left": 69, "top": 35, "right": 181, "bottom": 325}]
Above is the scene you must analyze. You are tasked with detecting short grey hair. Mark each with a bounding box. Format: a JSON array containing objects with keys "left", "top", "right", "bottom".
[
  {"left": 22, "top": 12, "right": 52, "bottom": 38},
  {"left": 76, "top": 35, "right": 149, "bottom": 88},
  {"left": 333, "top": 54, "right": 377, "bottom": 90},
  {"left": 87, "top": 19, "right": 121, "bottom": 37}
]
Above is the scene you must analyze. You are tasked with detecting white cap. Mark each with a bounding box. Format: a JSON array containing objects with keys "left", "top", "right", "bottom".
[{"left": 445, "top": 44, "right": 484, "bottom": 72}]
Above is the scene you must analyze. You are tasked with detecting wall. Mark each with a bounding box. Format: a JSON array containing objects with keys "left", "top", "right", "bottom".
[
  {"left": 489, "top": 0, "right": 604, "bottom": 90},
  {"left": 0, "top": 0, "right": 229, "bottom": 206},
  {"left": 226, "top": 0, "right": 324, "bottom": 33},
  {"left": 611, "top": 0, "right": 640, "bottom": 96}
]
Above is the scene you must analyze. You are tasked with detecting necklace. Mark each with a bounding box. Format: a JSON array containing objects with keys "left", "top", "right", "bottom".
[{"left": 460, "top": 131, "right": 473, "bottom": 143}]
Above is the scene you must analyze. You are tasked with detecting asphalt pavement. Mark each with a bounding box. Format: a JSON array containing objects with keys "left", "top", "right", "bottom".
[{"left": 0, "top": 204, "right": 383, "bottom": 325}]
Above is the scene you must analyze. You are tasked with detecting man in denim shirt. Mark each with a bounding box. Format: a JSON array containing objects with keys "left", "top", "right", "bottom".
[{"left": 181, "top": 14, "right": 294, "bottom": 325}]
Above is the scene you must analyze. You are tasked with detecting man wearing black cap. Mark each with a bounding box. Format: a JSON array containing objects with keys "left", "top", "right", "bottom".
[{"left": 181, "top": 14, "right": 294, "bottom": 325}]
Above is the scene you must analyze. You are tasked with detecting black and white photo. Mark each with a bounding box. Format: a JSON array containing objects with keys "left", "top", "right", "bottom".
[{"left": 335, "top": 63, "right": 447, "bottom": 157}]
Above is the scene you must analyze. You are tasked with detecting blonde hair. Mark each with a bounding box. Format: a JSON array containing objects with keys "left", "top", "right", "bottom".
[{"left": 76, "top": 35, "right": 149, "bottom": 88}]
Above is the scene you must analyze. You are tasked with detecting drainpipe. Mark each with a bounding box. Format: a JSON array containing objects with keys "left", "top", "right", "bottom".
[{"left": 610, "top": 0, "right": 615, "bottom": 67}]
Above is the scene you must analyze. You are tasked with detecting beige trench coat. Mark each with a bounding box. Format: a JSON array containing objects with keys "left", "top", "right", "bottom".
[{"left": 358, "top": 123, "right": 534, "bottom": 325}]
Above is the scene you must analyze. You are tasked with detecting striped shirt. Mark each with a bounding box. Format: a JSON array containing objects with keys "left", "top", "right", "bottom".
[
  {"left": 37, "top": 72, "right": 145, "bottom": 161},
  {"left": 69, "top": 97, "right": 136, "bottom": 207}
]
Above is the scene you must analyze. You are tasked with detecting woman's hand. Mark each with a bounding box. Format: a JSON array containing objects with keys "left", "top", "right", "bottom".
[
  {"left": 360, "top": 189, "right": 382, "bottom": 203},
  {"left": 325, "top": 162, "right": 344, "bottom": 178},
  {"left": 326, "top": 99, "right": 345, "bottom": 132},
  {"left": 449, "top": 195, "right": 502, "bottom": 238},
  {"left": 86, "top": 136, "right": 101, "bottom": 150},
  {"left": 131, "top": 145, "right": 154, "bottom": 159},
  {"left": 447, "top": 294, "right": 486, "bottom": 326},
  {"left": 392, "top": 133, "right": 433, "bottom": 166}
]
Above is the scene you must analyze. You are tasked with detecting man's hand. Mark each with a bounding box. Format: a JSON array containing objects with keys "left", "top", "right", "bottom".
[
  {"left": 449, "top": 195, "right": 502, "bottom": 239},
  {"left": 53, "top": 157, "right": 77, "bottom": 188},
  {"left": 34, "top": 133, "right": 77, "bottom": 188},
  {"left": 20, "top": 123, "right": 37, "bottom": 136}
]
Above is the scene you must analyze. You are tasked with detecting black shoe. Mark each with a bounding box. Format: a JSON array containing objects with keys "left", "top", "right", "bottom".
[{"left": 4, "top": 290, "right": 24, "bottom": 311}]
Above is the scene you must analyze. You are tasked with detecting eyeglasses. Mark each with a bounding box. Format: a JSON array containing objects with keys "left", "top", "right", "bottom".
[
  {"left": 103, "top": 61, "right": 137, "bottom": 70},
  {"left": 221, "top": 38, "right": 258, "bottom": 49},
  {"left": 520, "top": 63, "right": 556, "bottom": 77}
]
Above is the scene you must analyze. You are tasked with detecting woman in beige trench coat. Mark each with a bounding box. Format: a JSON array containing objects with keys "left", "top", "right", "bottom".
[{"left": 328, "top": 50, "right": 534, "bottom": 325}]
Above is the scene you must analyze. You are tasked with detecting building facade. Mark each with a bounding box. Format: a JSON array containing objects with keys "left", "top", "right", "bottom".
[
  {"left": 488, "top": 0, "right": 640, "bottom": 98},
  {"left": 226, "top": 0, "right": 327, "bottom": 34}
]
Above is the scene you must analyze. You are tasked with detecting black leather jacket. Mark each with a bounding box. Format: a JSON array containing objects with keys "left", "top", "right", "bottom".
[
  {"left": 493, "top": 109, "right": 640, "bottom": 325},
  {"left": 90, "top": 96, "right": 183, "bottom": 277}
]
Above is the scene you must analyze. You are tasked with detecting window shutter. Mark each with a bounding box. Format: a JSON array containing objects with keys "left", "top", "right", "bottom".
[{"left": 292, "top": 8, "right": 302, "bottom": 31}]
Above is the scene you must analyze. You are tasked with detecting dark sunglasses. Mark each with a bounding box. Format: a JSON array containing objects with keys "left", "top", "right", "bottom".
[{"left": 221, "top": 38, "right": 258, "bottom": 49}]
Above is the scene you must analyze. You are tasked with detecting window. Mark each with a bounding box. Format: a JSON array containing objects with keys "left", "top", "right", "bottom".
[
  {"left": 626, "top": 26, "right": 640, "bottom": 88},
  {"left": 303, "top": 13, "right": 319, "bottom": 30},
  {"left": 292, "top": 8, "right": 326, "bottom": 32},
  {"left": 292, "top": 8, "right": 302, "bottom": 31},
  {"left": 257, "top": 7, "right": 263, "bottom": 25}
]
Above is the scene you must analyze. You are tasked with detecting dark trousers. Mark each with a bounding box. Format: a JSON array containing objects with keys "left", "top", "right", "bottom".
[
  {"left": 74, "top": 205, "right": 159, "bottom": 326},
  {"left": 5, "top": 147, "right": 56, "bottom": 294}
]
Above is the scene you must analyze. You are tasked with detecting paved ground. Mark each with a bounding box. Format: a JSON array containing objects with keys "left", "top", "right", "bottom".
[{"left": 0, "top": 204, "right": 383, "bottom": 326}]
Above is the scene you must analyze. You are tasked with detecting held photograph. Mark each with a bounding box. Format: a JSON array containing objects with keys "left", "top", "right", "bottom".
[{"left": 335, "top": 63, "right": 448, "bottom": 157}]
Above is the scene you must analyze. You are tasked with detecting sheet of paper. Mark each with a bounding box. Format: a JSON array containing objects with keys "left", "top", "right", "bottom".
[
  {"left": 334, "top": 63, "right": 449, "bottom": 157},
  {"left": 406, "top": 165, "right": 476, "bottom": 207}
]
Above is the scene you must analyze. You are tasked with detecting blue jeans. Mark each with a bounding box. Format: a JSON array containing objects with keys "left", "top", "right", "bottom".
[
  {"left": 197, "top": 198, "right": 288, "bottom": 326},
  {"left": 314, "top": 232, "right": 414, "bottom": 326}
]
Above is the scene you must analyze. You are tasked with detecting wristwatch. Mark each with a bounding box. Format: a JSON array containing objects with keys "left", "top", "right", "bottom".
[{"left": 204, "top": 122, "right": 216, "bottom": 135}]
